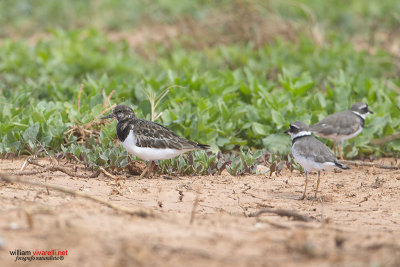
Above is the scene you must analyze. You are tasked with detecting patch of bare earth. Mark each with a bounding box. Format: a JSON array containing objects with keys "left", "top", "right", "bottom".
[{"left": 0, "top": 158, "right": 399, "bottom": 266}]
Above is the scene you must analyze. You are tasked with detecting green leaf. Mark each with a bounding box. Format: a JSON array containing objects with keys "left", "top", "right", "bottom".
[
  {"left": 23, "top": 122, "right": 40, "bottom": 142},
  {"left": 262, "top": 134, "right": 291, "bottom": 154},
  {"left": 252, "top": 122, "right": 268, "bottom": 136}
]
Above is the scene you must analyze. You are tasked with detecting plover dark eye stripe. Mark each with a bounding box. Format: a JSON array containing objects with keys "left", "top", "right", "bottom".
[
  {"left": 101, "top": 104, "right": 210, "bottom": 178},
  {"left": 285, "top": 121, "right": 349, "bottom": 200},
  {"left": 309, "top": 102, "right": 373, "bottom": 160}
]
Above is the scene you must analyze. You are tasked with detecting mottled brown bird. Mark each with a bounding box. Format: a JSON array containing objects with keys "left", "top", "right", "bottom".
[{"left": 102, "top": 105, "right": 209, "bottom": 177}]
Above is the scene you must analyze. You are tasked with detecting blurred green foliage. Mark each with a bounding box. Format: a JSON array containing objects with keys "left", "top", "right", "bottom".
[{"left": 1, "top": 0, "right": 399, "bottom": 38}]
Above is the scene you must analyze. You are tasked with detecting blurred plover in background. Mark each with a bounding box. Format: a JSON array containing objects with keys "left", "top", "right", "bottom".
[{"left": 310, "top": 102, "right": 373, "bottom": 160}]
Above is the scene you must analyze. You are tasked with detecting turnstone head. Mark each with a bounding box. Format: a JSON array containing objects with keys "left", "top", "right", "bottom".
[
  {"left": 310, "top": 102, "right": 373, "bottom": 160},
  {"left": 285, "top": 121, "right": 349, "bottom": 200},
  {"left": 102, "top": 105, "right": 210, "bottom": 177}
]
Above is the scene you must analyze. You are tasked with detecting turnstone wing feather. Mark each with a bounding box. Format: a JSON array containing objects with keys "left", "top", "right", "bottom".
[
  {"left": 102, "top": 105, "right": 209, "bottom": 177},
  {"left": 285, "top": 121, "right": 349, "bottom": 200},
  {"left": 310, "top": 102, "right": 373, "bottom": 160}
]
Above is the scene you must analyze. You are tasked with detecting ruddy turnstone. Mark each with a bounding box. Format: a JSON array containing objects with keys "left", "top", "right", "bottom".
[
  {"left": 285, "top": 121, "right": 349, "bottom": 200},
  {"left": 310, "top": 102, "right": 373, "bottom": 160},
  {"left": 102, "top": 105, "right": 210, "bottom": 177}
]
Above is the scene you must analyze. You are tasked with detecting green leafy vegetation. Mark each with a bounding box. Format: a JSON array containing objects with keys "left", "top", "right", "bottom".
[{"left": 1, "top": 0, "right": 399, "bottom": 174}]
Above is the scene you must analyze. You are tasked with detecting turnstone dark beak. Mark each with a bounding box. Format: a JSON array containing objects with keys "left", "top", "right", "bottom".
[{"left": 101, "top": 113, "right": 114, "bottom": 120}]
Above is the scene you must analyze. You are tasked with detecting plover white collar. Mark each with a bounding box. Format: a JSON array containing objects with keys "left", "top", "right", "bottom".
[
  {"left": 351, "top": 110, "right": 368, "bottom": 123},
  {"left": 285, "top": 121, "right": 349, "bottom": 200},
  {"left": 290, "top": 130, "right": 312, "bottom": 144},
  {"left": 102, "top": 105, "right": 209, "bottom": 177},
  {"left": 310, "top": 102, "right": 373, "bottom": 160}
]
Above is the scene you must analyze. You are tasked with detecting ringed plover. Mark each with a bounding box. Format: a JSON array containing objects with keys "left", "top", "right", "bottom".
[
  {"left": 285, "top": 121, "right": 349, "bottom": 200},
  {"left": 310, "top": 102, "right": 373, "bottom": 160}
]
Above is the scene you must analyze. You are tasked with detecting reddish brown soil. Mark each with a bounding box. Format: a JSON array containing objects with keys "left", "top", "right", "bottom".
[{"left": 0, "top": 158, "right": 399, "bottom": 267}]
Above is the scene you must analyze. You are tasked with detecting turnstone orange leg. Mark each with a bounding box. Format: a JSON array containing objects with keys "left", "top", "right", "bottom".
[{"left": 139, "top": 161, "right": 152, "bottom": 178}]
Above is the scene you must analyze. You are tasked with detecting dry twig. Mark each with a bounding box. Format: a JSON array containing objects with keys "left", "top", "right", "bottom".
[
  {"left": 16, "top": 158, "right": 121, "bottom": 180},
  {"left": 64, "top": 90, "right": 115, "bottom": 144},
  {"left": 16, "top": 158, "right": 100, "bottom": 178},
  {"left": 77, "top": 84, "right": 84, "bottom": 114},
  {"left": 99, "top": 167, "right": 122, "bottom": 180},
  {"left": 0, "top": 172, "right": 154, "bottom": 218},
  {"left": 189, "top": 194, "right": 200, "bottom": 224},
  {"left": 371, "top": 132, "right": 400, "bottom": 146},
  {"left": 102, "top": 89, "right": 115, "bottom": 109},
  {"left": 248, "top": 208, "right": 314, "bottom": 222},
  {"left": 17, "top": 164, "right": 101, "bottom": 178},
  {"left": 341, "top": 160, "right": 399, "bottom": 170}
]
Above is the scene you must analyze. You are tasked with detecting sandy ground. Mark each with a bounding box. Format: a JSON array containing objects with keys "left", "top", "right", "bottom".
[{"left": 0, "top": 158, "right": 399, "bottom": 267}]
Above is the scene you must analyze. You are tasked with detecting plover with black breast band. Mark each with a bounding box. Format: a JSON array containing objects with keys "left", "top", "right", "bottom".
[
  {"left": 102, "top": 105, "right": 210, "bottom": 177},
  {"left": 285, "top": 121, "right": 349, "bottom": 200},
  {"left": 310, "top": 102, "right": 373, "bottom": 160}
]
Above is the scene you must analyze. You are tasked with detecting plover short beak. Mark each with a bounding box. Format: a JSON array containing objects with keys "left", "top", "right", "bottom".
[
  {"left": 368, "top": 108, "right": 374, "bottom": 114},
  {"left": 284, "top": 129, "right": 290, "bottom": 134},
  {"left": 101, "top": 114, "right": 113, "bottom": 119}
]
